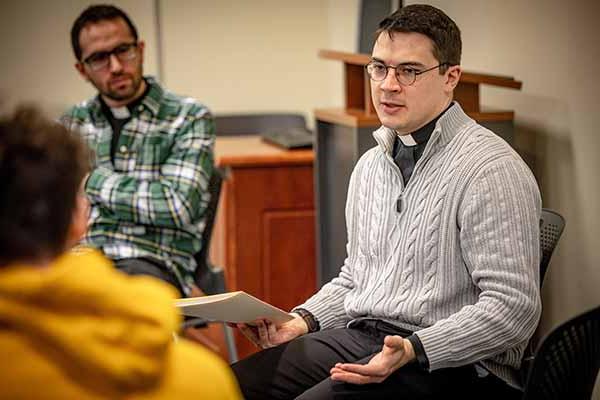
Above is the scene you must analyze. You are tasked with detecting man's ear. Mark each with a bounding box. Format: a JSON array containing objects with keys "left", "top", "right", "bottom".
[
  {"left": 75, "top": 62, "right": 90, "bottom": 82},
  {"left": 445, "top": 65, "right": 462, "bottom": 92},
  {"left": 138, "top": 40, "right": 145, "bottom": 64}
]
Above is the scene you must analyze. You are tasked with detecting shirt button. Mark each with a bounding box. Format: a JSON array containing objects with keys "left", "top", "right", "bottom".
[{"left": 120, "top": 145, "right": 128, "bottom": 153}]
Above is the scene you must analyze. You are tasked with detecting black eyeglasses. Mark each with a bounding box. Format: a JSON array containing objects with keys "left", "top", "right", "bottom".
[
  {"left": 365, "top": 60, "right": 448, "bottom": 86},
  {"left": 82, "top": 42, "right": 138, "bottom": 71}
]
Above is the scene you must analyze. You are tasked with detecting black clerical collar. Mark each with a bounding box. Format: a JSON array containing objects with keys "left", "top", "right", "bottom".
[{"left": 396, "top": 103, "right": 453, "bottom": 147}]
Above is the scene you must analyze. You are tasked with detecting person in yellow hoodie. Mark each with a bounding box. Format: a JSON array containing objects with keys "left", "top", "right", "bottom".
[{"left": 0, "top": 106, "right": 242, "bottom": 399}]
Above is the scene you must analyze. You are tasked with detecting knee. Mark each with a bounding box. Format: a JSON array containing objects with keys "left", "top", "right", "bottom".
[{"left": 230, "top": 344, "right": 289, "bottom": 393}]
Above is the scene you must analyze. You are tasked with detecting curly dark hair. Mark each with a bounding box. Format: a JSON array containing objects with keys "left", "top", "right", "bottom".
[
  {"left": 71, "top": 4, "right": 138, "bottom": 61},
  {"left": 0, "top": 106, "right": 91, "bottom": 265},
  {"left": 375, "top": 4, "right": 461, "bottom": 73}
]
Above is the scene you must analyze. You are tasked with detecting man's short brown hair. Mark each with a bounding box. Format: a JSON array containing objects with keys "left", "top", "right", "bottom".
[
  {"left": 375, "top": 4, "right": 462, "bottom": 73},
  {"left": 0, "top": 106, "right": 90, "bottom": 265},
  {"left": 71, "top": 4, "right": 138, "bottom": 61}
]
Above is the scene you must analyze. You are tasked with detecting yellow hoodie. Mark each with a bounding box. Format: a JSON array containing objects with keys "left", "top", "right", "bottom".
[{"left": 0, "top": 249, "right": 241, "bottom": 399}]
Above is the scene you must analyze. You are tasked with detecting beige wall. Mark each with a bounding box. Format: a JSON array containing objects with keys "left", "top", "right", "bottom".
[
  {"left": 0, "top": 0, "right": 159, "bottom": 116},
  {"left": 159, "top": 0, "right": 358, "bottom": 127}
]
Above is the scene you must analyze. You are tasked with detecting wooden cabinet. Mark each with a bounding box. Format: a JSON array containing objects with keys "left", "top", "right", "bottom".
[{"left": 211, "top": 136, "right": 316, "bottom": 359}]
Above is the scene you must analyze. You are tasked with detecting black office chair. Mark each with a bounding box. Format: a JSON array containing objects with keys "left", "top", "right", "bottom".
[
  {"left": 194, "top": 167, "right": 226, "bottom": 296},
  {"left": 520, "top": 208, "right": 566, "bottom": 380},
  {"left": 520, "top": 305, "right": 600, "bottom": 400},
  {"left": 539, "top": 208, "right": 566, "bottom": 286},
  {"left": 214, "top": 113, "right": 307, "bottom": 136},
  {"left": 182, "top": 167, "right": 238, "bottom": 362}
]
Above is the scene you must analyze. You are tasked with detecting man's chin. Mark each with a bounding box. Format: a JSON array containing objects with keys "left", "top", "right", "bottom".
[
  {"left": 104, "top": 88, "right": 137, "bottom": 103},
  {"left": 378, "top": 116, "right": 406, "bottom": 131}
]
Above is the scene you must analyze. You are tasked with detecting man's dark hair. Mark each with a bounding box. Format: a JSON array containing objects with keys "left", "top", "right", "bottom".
[
  {"left": 0, "top": 106, "right": 91, "bottom": 266},
  {"left": 71, "top": 4, "right": 138, "bottom": 61},
  {"left": 375, "top": 4, "right": 462, "bottom": 73}
]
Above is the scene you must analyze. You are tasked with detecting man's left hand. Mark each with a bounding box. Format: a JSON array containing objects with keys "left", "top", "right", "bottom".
[{"left": 330, "top": 335, "right": 416, "bottom": 384}]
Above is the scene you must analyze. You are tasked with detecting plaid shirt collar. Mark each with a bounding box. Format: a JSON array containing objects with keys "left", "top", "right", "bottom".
[{"left": 88, "top": 76, "right": 163, "bottom": 120}]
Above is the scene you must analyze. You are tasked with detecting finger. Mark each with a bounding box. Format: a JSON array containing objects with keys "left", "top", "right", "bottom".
[
  {"left": 267, "top": 320, "right": 278, "bottom": 341},
  {"left": 238, "top": 323, "right": 260, "bottom": 346},
  {"left": 381, "top": 336, "right": 407, "bottom": 359},
  {"left": 335, "top": 362, "right": 386, "bottom": 377},
  {"left": 238, "top": 324, "right": 257, "bottom": 341},
  {"left": 384, "top": 335, "right": 405, "bottom": 349},
  {"left": 330, "top": 370, "right": 380, "bottom": 385},
  {"left": 256, "top": 320, "right": 271, "bottom": 347}
]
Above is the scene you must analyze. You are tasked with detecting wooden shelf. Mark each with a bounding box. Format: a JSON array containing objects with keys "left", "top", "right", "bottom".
[
  {"left": 315, "top": 107, "right": 515, "bottom": 128},
  {"left": 318, "top": 49, "right": 522, "bottom": 124},
  {"left": 315, "top": 108, "right": 380, "bottom": 128}
]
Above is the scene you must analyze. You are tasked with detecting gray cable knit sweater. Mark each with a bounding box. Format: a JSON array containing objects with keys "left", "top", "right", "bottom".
[{"left": 299, "top": 103, "right": 542, "bottom": 388}]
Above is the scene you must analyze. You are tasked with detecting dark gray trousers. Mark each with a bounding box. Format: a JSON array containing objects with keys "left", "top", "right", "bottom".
[{"left": 231, "top": 320, "right": 522, "bottom": 400}]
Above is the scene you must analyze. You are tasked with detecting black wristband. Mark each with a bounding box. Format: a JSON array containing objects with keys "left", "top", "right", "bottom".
[
  {"left": 293, "top": 308, "right": 320, "bottom": 333},
  {"left": 407, "top": 334, "right": 430, "bottom": 370}
]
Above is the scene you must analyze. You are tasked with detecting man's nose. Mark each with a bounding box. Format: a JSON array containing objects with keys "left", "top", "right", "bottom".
[
  {"left": 108, "top": 54, "right": 124, "bottom": 73},
  {"left": 380, "top": 68, "right": 401, "bottom": 92}
]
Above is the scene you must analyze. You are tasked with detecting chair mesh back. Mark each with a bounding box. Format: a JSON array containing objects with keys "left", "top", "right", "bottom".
[
  {"left": 539, "top": 209, "right": 565, "bottom": 285},
  {"left": 194, "top": 167, "right": 224, "bottom": 294},
  {"left": 520, "top": 208, "right": 567, "bottom": 383},
  {"left": 523, "top": 306, "right": 600, "bottom": 400},
  {"left": 214, "top": 113, "right": 307, "bottom": 136}
]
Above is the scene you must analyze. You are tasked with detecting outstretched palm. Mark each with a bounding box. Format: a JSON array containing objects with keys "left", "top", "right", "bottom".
[{"left": 330, "top": 335, "right": 414, "bottom": 384}]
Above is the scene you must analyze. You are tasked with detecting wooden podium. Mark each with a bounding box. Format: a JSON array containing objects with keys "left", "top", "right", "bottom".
[{"left": 314, "top": 50, "right": 523, "bottom": 285}]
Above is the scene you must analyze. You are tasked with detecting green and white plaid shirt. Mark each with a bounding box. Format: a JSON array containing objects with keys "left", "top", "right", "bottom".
[{"left": 61, "top": 77, "right": 214, "bottom": 295}]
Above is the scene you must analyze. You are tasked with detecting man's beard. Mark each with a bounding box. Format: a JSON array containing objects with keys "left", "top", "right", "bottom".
[{"left": 102, "top": 72, "right": 143, "bottom": 103}]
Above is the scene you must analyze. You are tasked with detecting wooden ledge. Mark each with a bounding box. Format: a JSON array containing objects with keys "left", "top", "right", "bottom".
[
  {"left": 215, "top": 136, "right": 314, "bottom": 168},
  {"left": 318, "top": 49, "right": 522, "bottom": 90}
]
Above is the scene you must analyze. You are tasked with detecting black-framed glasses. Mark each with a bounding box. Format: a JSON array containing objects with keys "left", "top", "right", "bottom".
[
  {"left": 365, "top": 60, "right": 448, "bottom": 86},
  {"left": 82, "top": 42, "right": 138, "bottom": 71}
]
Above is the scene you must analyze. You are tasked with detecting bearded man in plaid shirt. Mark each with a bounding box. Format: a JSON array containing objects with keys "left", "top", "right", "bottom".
[{"left": 61, "top": 5, "right": 214, "bottom": 296}]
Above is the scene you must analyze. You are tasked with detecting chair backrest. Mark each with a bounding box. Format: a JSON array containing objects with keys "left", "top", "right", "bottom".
[
  {"left": 194, "top": 167, "right": 224, "bottom": 294},
  {"left": 539, "top": 208, "right": 566, "bottom": 286},
  {"left": 521, "top": 208, "right": 566, "bottom": 378},
  {"left": 214, "top": 113, "right": 307, "bottom": 136},
  {"left": 522, "top": 305, "right": 600, "bottom": 400}
]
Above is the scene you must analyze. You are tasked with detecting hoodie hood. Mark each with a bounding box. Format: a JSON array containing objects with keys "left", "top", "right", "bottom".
[{"left": 0, "top": 248, "right": 180, "bottom": 396}]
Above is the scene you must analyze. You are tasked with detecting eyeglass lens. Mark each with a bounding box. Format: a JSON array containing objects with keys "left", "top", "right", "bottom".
[
  {"left": 367, "top": 62, "right": 418, "bottom": 86},
  {"left": 84, "top": 43, "right": 137, "bottom": 70}
]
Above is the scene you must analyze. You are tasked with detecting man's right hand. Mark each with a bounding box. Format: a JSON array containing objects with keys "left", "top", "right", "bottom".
[{"left": 237, "top": 313, "right": 308, "bottom": 349}]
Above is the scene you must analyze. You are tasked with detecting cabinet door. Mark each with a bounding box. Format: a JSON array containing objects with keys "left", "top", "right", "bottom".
[{"left": 213, "top": 164, "right": 316, "bottom": 359}]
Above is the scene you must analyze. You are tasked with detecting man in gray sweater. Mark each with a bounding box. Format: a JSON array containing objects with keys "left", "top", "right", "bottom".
[{"left": 232, "top": 5, "right": 541, "bottom": 399}]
